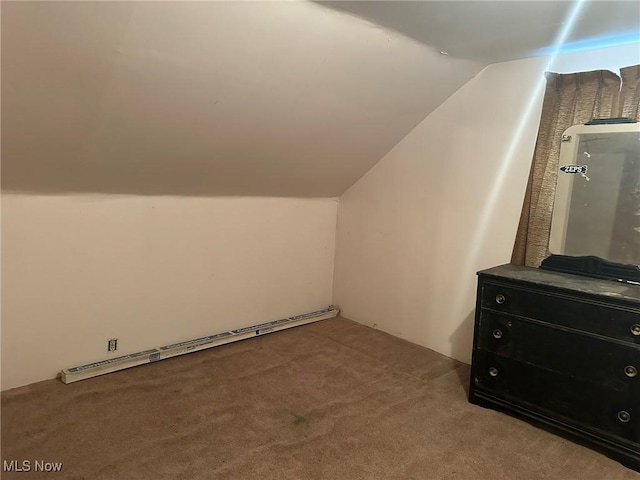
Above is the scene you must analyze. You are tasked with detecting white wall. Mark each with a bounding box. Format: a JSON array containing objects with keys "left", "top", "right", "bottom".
[
  {"left": 3, "top": 43, "right": 638, "bottom": 390},
  {"left": 2, "top": 1, "right": 482, "bottom": 198},
  {"left": 332, "top": 44, "right": 640, "bottom": 364},
  {"left": 1, "top": 195, "right": 337, "bottom": 390}
]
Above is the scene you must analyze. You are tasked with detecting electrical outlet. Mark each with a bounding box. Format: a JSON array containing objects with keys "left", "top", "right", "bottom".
[{"left": 107, "top": 338, "right": 118, "bottom": 352}]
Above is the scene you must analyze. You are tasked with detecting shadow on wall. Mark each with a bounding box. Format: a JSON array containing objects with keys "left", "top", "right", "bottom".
[
  {"left": 449, "top": 310, "right": 475, "bottom": 396},
  {"left": 449, "top": 310, "right": 475, "bottom": 366}
]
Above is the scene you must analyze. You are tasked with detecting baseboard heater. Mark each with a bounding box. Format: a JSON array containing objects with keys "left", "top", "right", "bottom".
[{"left": 61, "top": 306, "right": 339, "bottom": 384}]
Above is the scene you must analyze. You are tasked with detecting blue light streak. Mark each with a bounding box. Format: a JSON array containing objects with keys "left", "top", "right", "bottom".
[
  {"left": 452, "top": 0, "right": 589, "bottom": 318},
  {"left": 533, "top": 30, "right": 640, "bottom": 57}
]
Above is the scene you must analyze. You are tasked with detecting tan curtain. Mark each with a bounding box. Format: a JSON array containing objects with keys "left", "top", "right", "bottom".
[
  {"left": 619, "top": 65, "right": 640, "bottom": 119},
  {"left": 511, "top": 70, "right": 622, "bottom": 267}
]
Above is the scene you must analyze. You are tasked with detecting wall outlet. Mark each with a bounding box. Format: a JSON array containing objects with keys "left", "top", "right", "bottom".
[{"left": 107, "top": 338, "right": 118, "bottom": 352}]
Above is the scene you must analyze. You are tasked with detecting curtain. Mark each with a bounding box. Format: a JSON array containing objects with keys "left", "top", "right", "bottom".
[
  {"left": 511, "top": 70, "right": 624, "bottom": 267},
  {"left": 619, "top": 65, "right": 640, "bottom": 119}
]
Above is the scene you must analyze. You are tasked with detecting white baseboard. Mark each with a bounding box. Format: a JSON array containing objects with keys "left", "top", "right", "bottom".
[{"left": 61, "top": 306, "right": 339, "bottom": 384}]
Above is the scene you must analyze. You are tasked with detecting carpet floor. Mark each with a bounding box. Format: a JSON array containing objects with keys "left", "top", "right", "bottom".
[{"left": 2, "top": 316, "right": 639, "bottom": 479}]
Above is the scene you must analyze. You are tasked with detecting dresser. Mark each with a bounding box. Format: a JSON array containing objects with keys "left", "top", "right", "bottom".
[{"left": 469, "top": 264, "right": 640, "bottom": 471}]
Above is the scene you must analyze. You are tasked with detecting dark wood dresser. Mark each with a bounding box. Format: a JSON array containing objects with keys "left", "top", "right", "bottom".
[{"left": 469, "top": 263, "right": 640, "bottom": 471}]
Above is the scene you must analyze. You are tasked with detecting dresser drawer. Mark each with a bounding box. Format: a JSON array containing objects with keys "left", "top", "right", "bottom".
[
  {"left": 477, "top": 312, "right": 640, "bottom": 392},
  {"left": 473, "top": 350, "right": 640, "bottom": 444},
  {"left": 471, "top": 265, "right": 640, "bottom": 469},
  {"left": 481, "top": 281, "right": 640, "bottom": 344}
]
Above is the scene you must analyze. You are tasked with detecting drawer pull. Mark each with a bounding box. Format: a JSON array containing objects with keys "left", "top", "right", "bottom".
[
  {"left": 624, "top": 366, "right": 638, "bottom": 378},
  {"left": 631, "top": 324, "right": 640, "bottom": 336},
  {"left": 618, "top": 411, "right": 631, "bottom": 423},
  {"left": 493, "top": 329, "right": 503, "bottom": 339},
  {"left": 495, "top": 294, "right": 506, "bottom": 305},
  {"left": 489, "top": 367, "right": 499, "bottom": 377}
]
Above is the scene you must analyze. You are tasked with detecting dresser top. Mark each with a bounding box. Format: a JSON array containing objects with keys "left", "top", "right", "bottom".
[{"left": 478, "top": 263, "right": 640, "bottom": 305}]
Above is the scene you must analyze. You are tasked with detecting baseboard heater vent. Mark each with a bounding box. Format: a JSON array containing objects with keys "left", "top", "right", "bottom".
[{"left": 61, "top": 306, "right": 339, "bottom": 384}]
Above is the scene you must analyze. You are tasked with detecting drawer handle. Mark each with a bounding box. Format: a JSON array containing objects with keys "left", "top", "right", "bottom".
[
  {"left": 618, "top": 411, "right": 631, "bottom": 423},
  {"left": 495, "top": 294, "right": 506, "bottom": 305},
  {"left": 624, "top": 366, "right": 638, "bottom": 378},
  {"left": 489, "top": 367, "right": 499, "bottom": 377},
  {"left": 493, "top": 329, "right": 503, "bottom": 339},
  {"left": 631, "top": 324, "right": 640, "bottom": 336}
]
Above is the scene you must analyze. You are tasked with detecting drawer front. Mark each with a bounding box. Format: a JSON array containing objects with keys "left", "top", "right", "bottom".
[
  {"left": 481, "top": 281, "right": 640, "bottom": 344},
  {"left": 477, "top": 312, "right": 640, "bottom": 393},
  {"left": 473, "top": 350, "right": 640, "bottom": 444}
]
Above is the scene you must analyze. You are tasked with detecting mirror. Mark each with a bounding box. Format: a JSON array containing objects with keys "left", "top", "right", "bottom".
[{"left": 549, "top": 121, "right": 640, "bottom": 268}]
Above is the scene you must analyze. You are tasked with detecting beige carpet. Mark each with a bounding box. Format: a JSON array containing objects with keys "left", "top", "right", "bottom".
[{"left": 2, "top": 316, "right": 638, "bottom": 479}]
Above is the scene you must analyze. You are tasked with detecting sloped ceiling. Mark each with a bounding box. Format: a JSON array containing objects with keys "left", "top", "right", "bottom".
[{"left": 2, "top": 1, "right": 638, "bottom": 197}]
